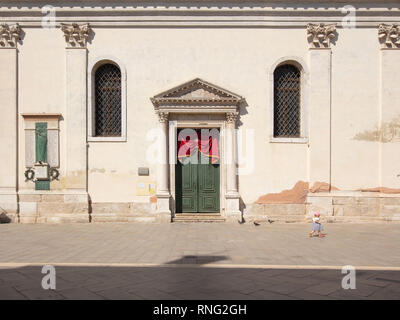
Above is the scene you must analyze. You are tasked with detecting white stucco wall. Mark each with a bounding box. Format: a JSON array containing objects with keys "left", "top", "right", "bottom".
[
  {"left": 331, "top": 28, "right": 380, "bottom": 190},
  {"left": 87, "top": 27, "right": 311, "bottom": 203},
  {"left": 1, "top": 2, "right": 398, "bottom": 212},
  {"left": 17, "top": 27, "right": 67, "bottom": 191}
]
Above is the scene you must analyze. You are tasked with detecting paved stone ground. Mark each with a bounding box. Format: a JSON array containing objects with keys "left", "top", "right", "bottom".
[
  {"left": 0, "top": 222, "right": 400, "bottom": 299},
  {"left": 1, "top": 265, "right": 400, "bottom": 300}
]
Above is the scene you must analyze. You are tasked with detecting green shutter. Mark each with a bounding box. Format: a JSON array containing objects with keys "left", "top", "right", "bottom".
[
  {"left": 35, "top": 122, "right": 50, "bottom": 190},
  {"left": 35, "top": 122, "right": 47, "bottom": 163}
]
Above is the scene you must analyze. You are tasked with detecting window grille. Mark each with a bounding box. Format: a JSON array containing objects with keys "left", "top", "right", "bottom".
[
  {"left": 273, "top": 64, "right": 301, "bottom": 137},
  {"left": 95, "top": 64, "right": 122, "bottom": 137}
]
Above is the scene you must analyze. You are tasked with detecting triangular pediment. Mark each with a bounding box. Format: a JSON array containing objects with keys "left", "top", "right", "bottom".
[{"left": 151, "top": 78, "right": 243, "bottom": 106}]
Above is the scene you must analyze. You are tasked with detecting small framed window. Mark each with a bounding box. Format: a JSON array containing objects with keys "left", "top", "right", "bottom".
[
  {"left": 88, "top": 57, "right": 127, "bottom": 142},
  {"left": 273, "top": 64, "right": 301, "bottom": 138},
  {"left": 95, "top": 64, "right": 122, "bottom": 137}
]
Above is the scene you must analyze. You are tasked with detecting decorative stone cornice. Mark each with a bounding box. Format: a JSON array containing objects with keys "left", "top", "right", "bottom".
[
  {"left": 1, "top": 5, "right": 399, "bottom": 28},
  {"left": 306, "top": 23, "right": 336, "bottom": 48},
  {"left": 157, "top": 111, "right": 169, "bottom": 123},
  {"left": 151, "top": 78, "right": 243, "bottom": 110},
  {"left": 378, "top": 24, "right": 400, "bottom": 49},
  {"left": 151, "top": 79, "right": 244, "bottom": 118},
  {"left": 0, "top": 23, "right": 21, "bottom": 48},
  {"left": 226, "top": 112, "right": 238, "bottom": 124},
  {"left": 61, "top": 23, "right": 91, "bottom": 48}
]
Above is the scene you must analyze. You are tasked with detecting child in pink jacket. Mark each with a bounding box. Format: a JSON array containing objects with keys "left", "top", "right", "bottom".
[{"left": 309, "top": 212, "right": 325, "bottom": 238}]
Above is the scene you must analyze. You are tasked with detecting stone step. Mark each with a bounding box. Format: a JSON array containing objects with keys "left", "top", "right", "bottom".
[{"left": 173, "top": 213, "right": 226, "bottom": 223}]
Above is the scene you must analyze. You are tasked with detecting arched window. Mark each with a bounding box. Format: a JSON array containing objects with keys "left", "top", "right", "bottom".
[
  {"left": 273, "top": 64, "right": 301, "bottom": 138},
  {"left": 94, "top": 63, "right": 122, "bottom": 137}
]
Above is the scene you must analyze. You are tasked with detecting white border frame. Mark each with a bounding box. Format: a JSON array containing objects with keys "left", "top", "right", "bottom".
[
  {"left": 87, "top": 55, "right": 127, "bottom": 142},
  {"left": 268, "top": 56, "right": 309, "bottom": 144}
]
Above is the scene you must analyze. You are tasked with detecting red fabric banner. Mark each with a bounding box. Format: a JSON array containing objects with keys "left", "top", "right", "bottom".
[{"left": 178, "top": 130, "right": 219, "bottom": 164}]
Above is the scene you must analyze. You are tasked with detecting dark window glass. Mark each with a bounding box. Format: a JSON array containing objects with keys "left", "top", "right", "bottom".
[
  {"left": 273, "top": 64, "right": 301, "bottom": 137},
  {"left": 95, "top": 64, "right": 122, "bottom": 137}
]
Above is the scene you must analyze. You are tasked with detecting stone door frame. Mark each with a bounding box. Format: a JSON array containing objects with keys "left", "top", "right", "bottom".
[
  {"left": 150, "top": 78, "right": 244, "bottom": 221},
  {"left": 169, "top": 119, "right": 226, "bottom": 216}
]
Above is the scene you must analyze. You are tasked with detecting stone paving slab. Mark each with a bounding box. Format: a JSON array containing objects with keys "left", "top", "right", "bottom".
[
  {"left": 1, "top": 223, "right": 400, "bottom": 267},
  {"left": 5, "top": 265, "right": 394, "bottom": 300},
  {"left": 0, "top": 264, "right": 399, "bottom": 300},
  {"left": 0, "top": 223, "right": 400, "bottom": 299}
]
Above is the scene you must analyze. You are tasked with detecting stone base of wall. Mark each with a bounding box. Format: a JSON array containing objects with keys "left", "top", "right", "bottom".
[
  {"left": 16, "top": 194, "right": 162, "bottom": 223},
  {"left": 90, "top": 202, "right": 160, "bottom": 223},
  {"left": 245, "top": 192, "right": 400, "bottom": 223},
  {"left": 244, "top": 203, "right": 306, "bottom": 223},
  {"left": 5, "top": 192, "right": 400, "bottom": 224},
  {"left": 307, "top": 192, "right": 400, "bottom": 222},
  {"left": 0, "top": 192, "right": 18, "bottom": 223},
  {"left": 3, "top": 192, "right": 165, "bottom": 224},
  {"left": 18, "top": 193, "right": 89, "bottom": 223}
]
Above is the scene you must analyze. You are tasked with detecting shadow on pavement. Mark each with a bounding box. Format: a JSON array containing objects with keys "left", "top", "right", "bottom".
[
  {"left": 0, "top": 259, "right": 399, "bottom": 300},
  {"left": 166, "top": 255, "right": 229, "bottom": 265}
]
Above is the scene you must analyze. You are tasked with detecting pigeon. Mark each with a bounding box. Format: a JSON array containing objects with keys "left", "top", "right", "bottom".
[
  {"left": 268, "top": 219, "right": 274, "bottom": 224},
  {"left": 254, "top": 221, "right": 260, "bottom": 226}
]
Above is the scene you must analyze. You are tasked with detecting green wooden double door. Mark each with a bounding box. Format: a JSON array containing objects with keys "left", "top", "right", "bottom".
[{"left": 176, "top": 129, "right": 220, "bottom": 213}]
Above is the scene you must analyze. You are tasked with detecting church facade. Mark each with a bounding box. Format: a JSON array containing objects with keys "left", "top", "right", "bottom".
[{"left": 1, "top": 1, "right": 400, "bottom": 223}]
